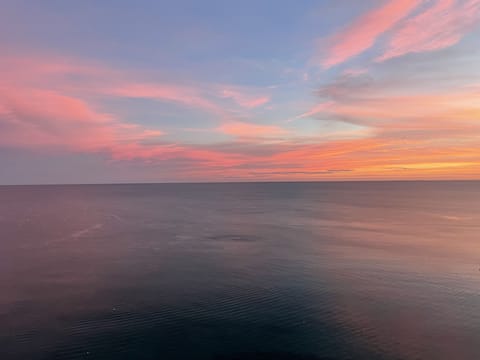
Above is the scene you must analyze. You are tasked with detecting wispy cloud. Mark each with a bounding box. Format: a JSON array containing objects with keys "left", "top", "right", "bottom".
[
  {"left": 217, "top": 121, "right": 288, "bottom": 138},
  {"left": 378, "top": 0, "right": 480, "bottom": 61},
  {"left": 218, "top": 86, "right": 270, "bottom": 108},
  {"left": 0, "top": 55, "right": 167, "bottom": 152},
  {"left": 108, "top": 83, "right": 228, "bottom": 117},
  {"left": 0, "top": 87, "right": 165, "bottom": 151},
  {"left": 319, "top": 0, "right": 422, "bottom": 67}
]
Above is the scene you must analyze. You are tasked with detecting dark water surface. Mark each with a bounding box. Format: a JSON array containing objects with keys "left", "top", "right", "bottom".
[{"left": 1, "top": 182, "right": 480, "bottom": 360}]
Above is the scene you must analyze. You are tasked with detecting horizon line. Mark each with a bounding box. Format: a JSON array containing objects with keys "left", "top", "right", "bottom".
[{"left": 1, "top": 179, "right": 480, "bottom": 187}]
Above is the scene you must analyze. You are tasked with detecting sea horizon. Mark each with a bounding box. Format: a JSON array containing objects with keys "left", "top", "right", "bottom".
[{"left": 2, "top": 178, "right": 480, "bottom": 187}]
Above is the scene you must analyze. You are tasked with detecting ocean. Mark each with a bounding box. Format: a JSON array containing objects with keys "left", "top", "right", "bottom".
[{"left": 1, "top": 181, "right": 480, "bottom": 359}]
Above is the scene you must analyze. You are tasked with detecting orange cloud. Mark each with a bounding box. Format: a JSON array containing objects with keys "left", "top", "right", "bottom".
[
  {"left": 253, "top": 136, "right": 480, "bottom": 180},
  {"left": 378, "top": 0, "right": 480, "bottom": 61},
  {"left": 281, "top": 73, "right": 480, "bottom": 180},
  {"left": 299, "top": 73, "right": 480, "bottom": 128},
  {"left": 320, "top": 0, "right": 421, "bottom": 67}
]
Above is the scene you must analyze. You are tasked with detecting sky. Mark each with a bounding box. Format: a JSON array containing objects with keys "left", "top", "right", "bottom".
[{"left": 1, "top": 0, "right": 479, "bottom": 184}]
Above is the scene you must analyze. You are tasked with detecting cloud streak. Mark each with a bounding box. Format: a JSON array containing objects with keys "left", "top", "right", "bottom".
[
  {"left": 217, "top": 121, "right": 288, "bottom": 138},
  {"left": 378, "top": 0, "right": 480, "bottom": 61},
  {"left": 320, "top": 0, "right": 422, "bottom": 67},
  {"left": 218, "top": 86, "right": 270, "bottom": 108},
  {"left": 0, "top": 87, "right": 164, "bottom": 152}
]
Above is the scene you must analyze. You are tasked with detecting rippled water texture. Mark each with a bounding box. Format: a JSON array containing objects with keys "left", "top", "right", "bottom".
[{"left": 1, "top": 182, "right": 480, "bottom": 359}]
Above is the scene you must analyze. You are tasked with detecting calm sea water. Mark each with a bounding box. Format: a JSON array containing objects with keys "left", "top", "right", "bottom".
[{"left": 1, "top": 182, "right": 480, "bottom": 360}]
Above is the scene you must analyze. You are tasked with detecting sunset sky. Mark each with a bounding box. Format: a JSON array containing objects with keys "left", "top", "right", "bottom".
[{"left": 1, "top": 0, "right": 480, "bottom": 184}]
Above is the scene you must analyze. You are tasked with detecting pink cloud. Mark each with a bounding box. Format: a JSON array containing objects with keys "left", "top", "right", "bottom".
[
  {"left": 0, "top": 87, "right": 164, "bottom": 151},
  {"left": 105, "top": 83, "right": 272, "bottom": 123},
  {"left": 100, "top": 83, "right": 272, "bottom": 122},
  {"left": 1, "top": 54, "right": 268, "bottom": 122},
  {"left": 0, "top": 54, "right": 113, "bottom": 90},
  {"left": 378, "top": 0, "right": 480, "bottom": 61},
  {"left": 109, "top": 142, "right": 248, "bottom": 172},
  {"left": 108, "top": 83, "right": 228, "bottom": 117},
  {"left": 0, "top": 88, "right": 112, "bottom": 150},
  {"left": 0, "top": 55, "right": 165, "bottom": 153},
  {"left": 217, "top": 121, "right": 288, "bottom": 138},
  {"left": 320, "top": 0, "right": 422, "bottom": 67}
]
